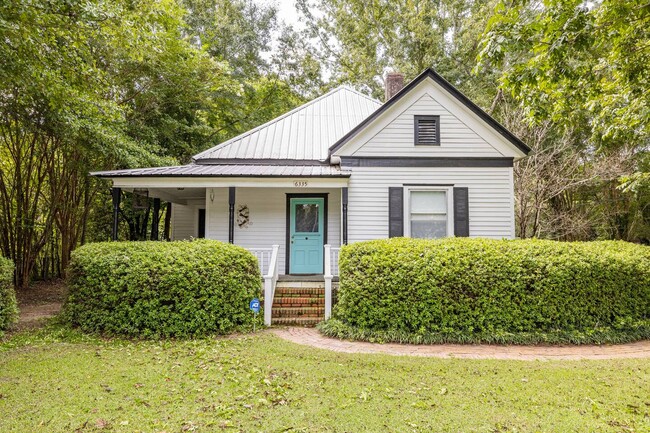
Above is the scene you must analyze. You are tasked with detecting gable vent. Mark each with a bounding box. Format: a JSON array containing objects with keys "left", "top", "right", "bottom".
[{"left": 414, "top": 115, "right": 440, "bottom": 146}]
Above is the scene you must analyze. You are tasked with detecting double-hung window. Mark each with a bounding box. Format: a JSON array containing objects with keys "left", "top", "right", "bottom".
[{"left": 405, "top": 187, "right": 453, "bottom": 239}]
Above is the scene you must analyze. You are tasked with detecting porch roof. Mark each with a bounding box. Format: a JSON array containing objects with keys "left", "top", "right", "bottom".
[{"left": 92, "top": 163, "right": 351, "bottom": 178}]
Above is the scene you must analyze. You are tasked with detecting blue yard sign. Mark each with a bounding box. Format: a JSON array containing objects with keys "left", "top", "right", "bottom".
[{"left": 249, "top": 298, "right": 260, "bottom": 332}]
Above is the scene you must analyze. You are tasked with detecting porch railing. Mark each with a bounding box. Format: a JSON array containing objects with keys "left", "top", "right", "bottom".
[
  {"left": 249, "top": 245, "right": 280, "bottom": 326},
  {"left": 323, "top": 244, "right": 340, "bottom": 320},
  {"left": 249, "top": 247, "right": 273, "bottom": 276}
]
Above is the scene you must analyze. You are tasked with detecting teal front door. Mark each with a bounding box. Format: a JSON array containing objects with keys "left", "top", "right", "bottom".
[{"left": 289, "top": 197, "right": 325, "bottom": 274}]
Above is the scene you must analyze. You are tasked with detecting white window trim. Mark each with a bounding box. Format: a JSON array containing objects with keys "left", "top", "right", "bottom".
[{"left": 404, "top": 186, "right": 454, "bottom": 238}]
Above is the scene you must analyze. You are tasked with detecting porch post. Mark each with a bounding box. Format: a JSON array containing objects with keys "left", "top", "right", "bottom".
[
  {"left": 228, "top": 187, "right": 235, "bottom": 243},
  {"left": 111, "top": 187, "right": 121, "bottom": 241},
  {"left": 163, "top": 203, "right": 172, "bottom": 240},
  {"left": 151, "top": 198, "right": 160, "bottom": 240},
  {"left": 342, "top": 187, "right": 348, "bottom": 245}
]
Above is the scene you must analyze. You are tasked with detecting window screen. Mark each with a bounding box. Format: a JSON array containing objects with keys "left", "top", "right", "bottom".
[{"left": 409, "top": 190, "right": 447, "bottom": 239}]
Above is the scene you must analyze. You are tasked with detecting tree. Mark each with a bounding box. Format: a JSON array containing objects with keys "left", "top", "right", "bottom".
[
  {"left": 0, "top": 0, "right": 309, "bottom": 287},
  {"left": 0, "top": 0, "right": 212, "bottom": 286},
  {"left": 478, "top": 0, "right": 650, "bottom": 241},
  {"left": 296, "top": 0, "right": 501, "bottom": 104},
  {"left": 478, "top": 0, "right": 649, "bottom": 145}
]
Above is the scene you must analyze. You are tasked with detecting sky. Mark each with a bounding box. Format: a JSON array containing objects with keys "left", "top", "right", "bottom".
[{"left": 269, "top": 0, "right": 304, "bottom": 29}]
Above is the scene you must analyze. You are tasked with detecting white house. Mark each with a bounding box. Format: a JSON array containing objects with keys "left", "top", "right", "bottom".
[{"left": 93, "top": 69, "right": 530, "bottom": 325}]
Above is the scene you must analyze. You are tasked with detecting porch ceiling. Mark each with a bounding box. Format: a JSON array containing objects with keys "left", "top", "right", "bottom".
[{"left": 122, "top": 187, "right": 205, "bottom": 205}]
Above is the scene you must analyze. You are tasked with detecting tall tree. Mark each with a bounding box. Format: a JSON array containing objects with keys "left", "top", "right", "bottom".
[
  {"left": 296, "top": 0, "right": 500, "bottom": 103},
  {"left": 478, "top": 0, "right": 650, "bottom": 240},
  {"left": 0, "top": 0, "right": 218, "bottom": 285}
]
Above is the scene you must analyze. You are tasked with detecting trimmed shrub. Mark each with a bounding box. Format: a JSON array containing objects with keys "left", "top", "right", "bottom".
[
  {"left": 63, "top": 240, "right": 261, "bottom": 338},
  {"left": 320, "top": 238, "right": 650, "bottom": 344},
  {"left": 0, "top": 256, "right": 18, "bottom": 336}
]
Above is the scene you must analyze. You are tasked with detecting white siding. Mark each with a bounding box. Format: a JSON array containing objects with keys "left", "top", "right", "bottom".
[
  {"left": 171, "top": 204, "right": 198, "bottom": 240},
  {"left": 347, "top": 166, "right": 515, "bottom": 241},
  {"left": 353, "top": 94, "right": 504, "bottom": 157},
  {"left": 205, "top": 187, "right": 341, "bottom": 275}
]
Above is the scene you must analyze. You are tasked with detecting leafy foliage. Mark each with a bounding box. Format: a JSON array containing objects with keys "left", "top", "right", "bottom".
[
  {"left": 297, "top": 0, "right": 501, "bottom": 104},
  {"left": 0, "top": 257, "right": 17, "bottom": 335},
  {"left": 477, "top": 1, "right": 650, "bottom": 241},
  {"left": 325, "top": 238, "right": 650, "bottom": 344},
  {"left": 478, "top": 0, "right": 649, "bottom": 146},
  {"left": 0, "top": 0, "right": 305, "bottom": 286},
  {"left": 63, "top": 240, "right": 261, "bottom": 338}
]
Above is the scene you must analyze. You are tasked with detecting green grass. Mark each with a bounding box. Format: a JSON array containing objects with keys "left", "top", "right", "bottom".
[{"left": 1, "top": 325, "right": 649, "bottom": 433}]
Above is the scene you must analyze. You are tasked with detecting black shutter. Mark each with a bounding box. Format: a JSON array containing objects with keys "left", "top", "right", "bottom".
[
  {"left": 388, "top": 187, "right": 404, "bottom": 237},
  {"left": 453, "top": 187, "right": 469, "bottom": 237}
]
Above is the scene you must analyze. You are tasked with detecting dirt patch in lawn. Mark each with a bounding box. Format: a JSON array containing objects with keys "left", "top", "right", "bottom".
[{"left": 13, "top": 279, "right": 67, "bottom": 331}]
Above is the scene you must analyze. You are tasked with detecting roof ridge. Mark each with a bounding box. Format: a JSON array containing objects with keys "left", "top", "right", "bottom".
[
  {"left": 193, "top": 86, "right": 369, "bottom": 161},
  {"left": 339, "top": 85, "right": 382, "bottom": 105}
]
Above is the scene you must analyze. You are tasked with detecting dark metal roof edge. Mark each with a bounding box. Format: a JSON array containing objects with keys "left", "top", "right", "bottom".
[
  {"left": 328, "top": 68, "right": 531, "bottom": 156},
  {"left": 91, "top": 173, "right": 351, "bottom": 179},
  {"left": 340, "top": 156, "right": 514, "bottom": 168},
  {"left": 193, "top": 159, "right": 331, "bottom": 166}
]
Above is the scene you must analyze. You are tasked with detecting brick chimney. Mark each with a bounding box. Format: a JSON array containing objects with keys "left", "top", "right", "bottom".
[{"left": 385, "top": 72, "right": 404, "bottom": 101}]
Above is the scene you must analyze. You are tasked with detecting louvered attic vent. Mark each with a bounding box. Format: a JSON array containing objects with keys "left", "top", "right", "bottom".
[{"left": 414, "top": 115, "right": 440, "bottom": 145}]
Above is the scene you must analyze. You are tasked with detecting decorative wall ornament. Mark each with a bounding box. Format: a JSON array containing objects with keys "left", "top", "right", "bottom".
[{"left": 237, "top": 205, "right": 251, "bottom": 228}]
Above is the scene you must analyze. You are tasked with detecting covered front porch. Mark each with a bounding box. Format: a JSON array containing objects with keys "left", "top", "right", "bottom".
[{"left": 99, "top": 170, "right": 350, "bottom": 326}]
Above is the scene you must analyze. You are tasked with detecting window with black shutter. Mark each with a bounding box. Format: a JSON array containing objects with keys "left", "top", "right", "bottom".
[{"left": 414, "top": 115, "right": 440, "bottom": 145}]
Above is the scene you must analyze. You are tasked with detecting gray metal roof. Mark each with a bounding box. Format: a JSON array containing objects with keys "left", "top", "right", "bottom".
[
  {"left": 91, "top": 164, "right": 351, "bottom": 178},
  {"left": 193, "top": 86, "right": 381, "bottom": 162}
]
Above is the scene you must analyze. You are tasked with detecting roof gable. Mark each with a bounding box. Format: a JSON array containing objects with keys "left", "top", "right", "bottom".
[
  {"left": 193, "top": 86, "right": 381, "bottom": 162},
  {"left": 351, "top": 92, "right": 505, "bottom": 157},
  {"left": 329, "top": 68, "right": 530, "bottom": 158}
]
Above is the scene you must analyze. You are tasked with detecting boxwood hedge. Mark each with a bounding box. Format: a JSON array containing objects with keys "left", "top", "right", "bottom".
[
  {"left": 63, "top": 240, "right": 261, "bottom": 338},
  {"left": 320, "top": 238, "right": 650, "bottom": 345},
  {"left": 0, "top": 256, "right": 17, "bottom": 336}
]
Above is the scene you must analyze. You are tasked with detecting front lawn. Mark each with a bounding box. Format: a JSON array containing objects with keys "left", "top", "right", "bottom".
[{"left": 1, "top": 326, "right": 648, "bottom": 432}]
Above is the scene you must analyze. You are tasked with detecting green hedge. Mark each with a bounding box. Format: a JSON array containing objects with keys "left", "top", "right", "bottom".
[
  {"left": 63, "top": 240, "right": 261, "bottom": 338},
  {"left": 0, "top": 256, "right": 18, "bottom": 336},
  {"left": 320, "top": 238, "right": 650, "bottom": 345}
]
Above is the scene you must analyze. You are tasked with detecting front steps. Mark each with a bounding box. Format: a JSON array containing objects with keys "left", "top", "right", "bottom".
[{"left": 271, "top": 281, "right": 325, "bottom": 326}]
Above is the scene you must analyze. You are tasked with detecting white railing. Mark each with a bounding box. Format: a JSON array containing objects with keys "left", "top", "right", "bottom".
[
  {"left": 249, "top": 247, "right": 273, "bottom": 276},
  {"left": 323, "top": 245, "right": 341, "bottom": 320},
  {"left": 264, "top": 245, "right": 280, "bottom": 326},
  {"left": 330, "top": 247, "right": 340, "bottom": 277},
  {"left": 248, "top": 246, "right": 280, "bottom": 326}
]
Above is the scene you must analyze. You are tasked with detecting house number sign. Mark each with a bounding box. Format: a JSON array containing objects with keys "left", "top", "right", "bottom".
[{"left": 293, "top": 181, "right": 308, "bottom": 187}]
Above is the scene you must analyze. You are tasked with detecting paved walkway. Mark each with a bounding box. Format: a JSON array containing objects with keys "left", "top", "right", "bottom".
[{"left": 271, "top": 327, "right": 650, "bottom": 361}]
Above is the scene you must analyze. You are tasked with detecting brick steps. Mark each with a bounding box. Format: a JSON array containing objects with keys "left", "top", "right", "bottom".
[
  {"left": 274, "top": 287, "right": 325, "bottom": 297},
  {"left": 271, "top": 317, "right": 322, "bottom": 326},
  {"left": 273, "top": 297, "right": 324, "bottom": 307},
  {"left": 271, "top": 284, "right": 325, "bottom": 326},
  {"left": 272, "top": 306, "right": 324, "bottom": 318}
]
